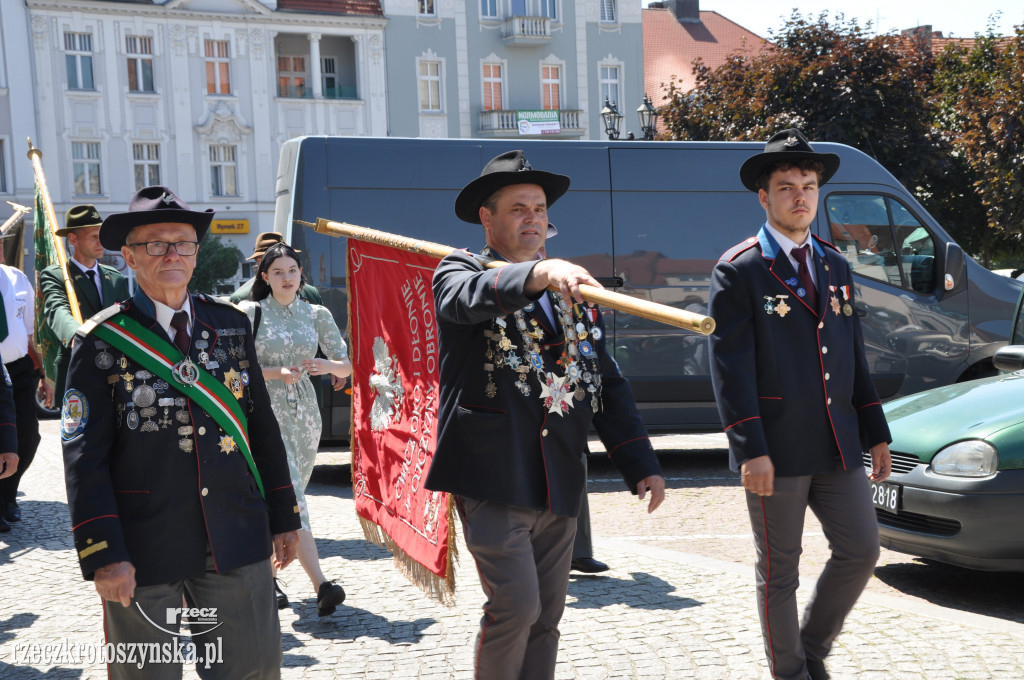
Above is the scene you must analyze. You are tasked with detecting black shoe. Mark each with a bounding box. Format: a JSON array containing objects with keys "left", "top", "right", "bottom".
[
  {"left": 274, "top": 579, "right": 289, "bottom": 610},
  {"left": 316, "top": 580, "right": 346, "bottom": 617},
  {"left": 806, "top": 658, "right": 831, "bottom": 680},
  {"left": 571, "top": 557, "right": 610, "bottom": 574},
  {"left": 0, "top": 516, "right": 9, "bottom": 533},
  {"left": 5, "top": 501, "right": 20, "bottom": 522}
]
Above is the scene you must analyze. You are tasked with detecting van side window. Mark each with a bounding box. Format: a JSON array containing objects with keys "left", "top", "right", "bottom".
[{"left": 825, "top": 194, "right": 937, "bottom": 294}]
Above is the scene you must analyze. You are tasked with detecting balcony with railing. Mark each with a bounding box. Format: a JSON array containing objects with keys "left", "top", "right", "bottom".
[
  {"left": 478, "top": 109, "right": 583, "bottom": 138},
  {"left": 501, "top": 16, "right": 552, "bottom": 45}
]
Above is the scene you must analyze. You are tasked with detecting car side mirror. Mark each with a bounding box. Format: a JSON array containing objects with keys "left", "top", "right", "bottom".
[
  {"left": 942, "top": 243, "right": 967, "bottom": 297},
  {"left": 993, "top": 345, "right": 1024, "bottom": 372}
]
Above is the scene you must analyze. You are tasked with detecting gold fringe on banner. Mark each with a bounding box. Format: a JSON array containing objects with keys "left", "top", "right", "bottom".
[{"left": 357, "top": 512, "right": 458, "bottom": 606}]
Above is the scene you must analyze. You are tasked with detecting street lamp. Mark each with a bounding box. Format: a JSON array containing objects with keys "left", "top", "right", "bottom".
[
  {"left": 600, "top": 98, "right": 623, "bottom": 140},
  {"left": 637, "top": 94, "right": 659, "bottom": 140}
]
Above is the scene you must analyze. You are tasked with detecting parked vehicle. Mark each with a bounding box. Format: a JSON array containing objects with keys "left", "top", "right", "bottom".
[
  {"left": 872, "top": 289, "right": 1024, "bottom": 571},
  {"left": 273, "top": 136, "right": 1022, "bottom": 442}
]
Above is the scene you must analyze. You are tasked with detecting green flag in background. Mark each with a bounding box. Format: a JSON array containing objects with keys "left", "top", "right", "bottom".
[{"left": 33, "top": 183, "right": 61, "bottom": 383}]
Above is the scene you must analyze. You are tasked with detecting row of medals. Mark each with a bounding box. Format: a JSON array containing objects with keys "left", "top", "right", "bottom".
[
  {"left": 482, "top": 293, "right": 602, "bottom": 415},
  {"left": 96, "top": 329, "right": 250, "bottom": 453}
]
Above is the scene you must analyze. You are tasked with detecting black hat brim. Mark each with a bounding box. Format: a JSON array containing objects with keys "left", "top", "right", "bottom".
[
  {"left": 739, "top": 151, "right": 840, "bottom": 192},
  {"left": 455, "top": 170, "right": 570, "bottom": 224},
  {"left": 100, "top": 209, "right": 215, "bottom": 250}
]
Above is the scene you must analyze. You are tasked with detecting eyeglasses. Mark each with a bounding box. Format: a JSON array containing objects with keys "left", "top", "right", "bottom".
[{"left": 126, "top": 241, "right": 199, "bottom": 257}]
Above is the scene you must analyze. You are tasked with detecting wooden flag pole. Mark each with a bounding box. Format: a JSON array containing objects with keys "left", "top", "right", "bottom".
[
  {"left": 27, "top": 138, "right": 83, "bottom": 324},
  {"left": 308, "top": 218, "right": 715, "bottom": 335}
]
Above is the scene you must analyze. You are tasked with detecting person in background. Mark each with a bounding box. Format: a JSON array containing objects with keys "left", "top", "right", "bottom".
[
  {"left": 40, "top": 204, "right": 130, "bottom": 397},
  {"left": 239, "top": 242, "right": 352, "bottom": 616},
  {"left": 0, "top": 231, "right": 51, "bottom": 531},
  {"left": 708, "top": 129, "right": 892, "bottom": 680}
]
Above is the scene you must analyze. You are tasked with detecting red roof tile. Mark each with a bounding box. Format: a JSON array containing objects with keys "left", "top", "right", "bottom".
[
  {"left": 276, "top": 0, "right": 383, "bottom": 16},
  {"left": 643, "top": 8, "right": 772, "bottom": 106}
]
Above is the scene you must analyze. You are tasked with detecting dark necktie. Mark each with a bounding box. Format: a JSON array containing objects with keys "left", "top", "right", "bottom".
[
  {"left": 85, "top": 269, "right": 102, "bottom": 306},
  {"left": 791, "top": 245, "right": 818, "bottom": 309},
  {"left": 170, "top": 312, "right": 190, "bottom": 356},
  {"left": 0, "top": 294, "right": 7, "bottom": 342}
]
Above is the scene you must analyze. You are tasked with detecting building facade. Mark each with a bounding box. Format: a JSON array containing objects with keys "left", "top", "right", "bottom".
[
  {"left": 381, "top": 0, "right": 645, "bottom": 140},
  {"left": 23, "top": 0, "right": 387, "bottom": 272},
  {"left": 1, "top": 1, "right": 40, "bottom": 223}
]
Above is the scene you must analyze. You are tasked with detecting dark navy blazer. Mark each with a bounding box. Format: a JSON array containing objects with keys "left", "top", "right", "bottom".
[
  {"left": 61, "top": 290, "right": 300, "bottom": 586},
  {"left": 708, "top": 226, "right": 891, "bottom": 477},
  {"left": 426, "top": 249, "right": 662, "bottom": 517}
]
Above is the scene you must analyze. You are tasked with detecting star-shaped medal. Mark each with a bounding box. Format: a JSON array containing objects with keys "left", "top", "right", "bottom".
[
  {"left": 219, "top": 435, "right": 235, "bottom": 453},
  {"left": 540, "top": 373, "right": 575, "bottom": 415},
  {"left": 830, "top": 294, "right": 841, "bottom": 316}
]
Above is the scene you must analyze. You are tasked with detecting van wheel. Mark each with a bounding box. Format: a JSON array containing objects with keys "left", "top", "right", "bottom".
[{"left": 36, "top": 388, "right": 60, "bottom": 420}]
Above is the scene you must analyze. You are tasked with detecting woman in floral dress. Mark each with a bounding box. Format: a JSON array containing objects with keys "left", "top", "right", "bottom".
[{"left": 240, "top": 242, "right": 351, "bottom": 617}]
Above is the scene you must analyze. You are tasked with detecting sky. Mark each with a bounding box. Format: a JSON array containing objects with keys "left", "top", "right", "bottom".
[{"left": 642, "top": 2, "right": 1021, "bottom": 40}]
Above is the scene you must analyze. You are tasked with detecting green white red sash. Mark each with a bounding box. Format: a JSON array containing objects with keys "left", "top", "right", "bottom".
[{"left": 88, "top": 313, "right": 264, "bottom": 498}]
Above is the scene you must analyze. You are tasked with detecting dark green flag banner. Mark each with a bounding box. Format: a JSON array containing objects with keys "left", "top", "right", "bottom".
[{"left": 33, "top": 184, "right": 61, "bottom": 383}]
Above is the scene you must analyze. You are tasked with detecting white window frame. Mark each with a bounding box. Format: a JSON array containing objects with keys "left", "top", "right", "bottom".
[
  {"left": 64, "top": 32, "right": 95, "bottom": 91},
  {"left": 72, "top": 141, "right": 102, "bottom": 196},
  {"left": 209, "top": 145, "right": 238, "bottom": 198},
  {"left": 417, "top": 58, "right": 444, "bottom": 113},
  {"left": 277, "top": 55, "right": 308, "bottom": 98},
  {"left": 132, "top": 143, "right": 160, "bottom": 190},
  {"left": 418, "top": 0, "right": 436, "bottom": 17},
  {"left": 600, "top": 0, "right": 617, "bottom": 23},
  {"left": 322, "top": 56, "right": 339, "bottom": 98},
  {"left": 540, "top": 62, "right": 562, "bottom": 111},
  {"left": 125, "top": 35, "right": 154, "bottom": 93},
  {"left": 599, "top": 61, "right": 623, "bottom": 112},
  {"left": 481, "top": 0, "right": 498, "bottom": 19},
  {"left": 204, "top": 39, "right": 231, "bottom": 95},
  {"left": 481, "top": 60, "right": 506, "bottom": 112}
]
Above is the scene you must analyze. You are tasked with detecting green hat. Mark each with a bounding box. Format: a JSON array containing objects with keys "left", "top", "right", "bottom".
[{"left": 58, "top": 204, "right": 103, "bottom": 236}]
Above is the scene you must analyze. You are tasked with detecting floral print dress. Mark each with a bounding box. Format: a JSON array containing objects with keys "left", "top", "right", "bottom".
[{"left": 240, "top": 296, "right": 347, "bottom": 531}]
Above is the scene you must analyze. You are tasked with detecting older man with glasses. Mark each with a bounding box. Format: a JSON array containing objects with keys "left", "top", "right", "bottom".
[{"left": 60, "top": 185, "right": 301, "bottom": 679}]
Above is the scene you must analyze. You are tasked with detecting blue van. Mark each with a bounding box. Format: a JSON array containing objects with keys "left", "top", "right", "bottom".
[{"left": 272, "top": 136, "right": 1021, "bottom": 442}]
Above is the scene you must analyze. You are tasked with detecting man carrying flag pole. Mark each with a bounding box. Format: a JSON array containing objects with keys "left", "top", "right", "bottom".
[{"left": 427, "top": 150, "right": 666, "bottom": 679}]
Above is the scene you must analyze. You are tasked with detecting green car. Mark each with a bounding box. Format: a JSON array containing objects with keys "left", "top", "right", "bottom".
[{"left": 875, "top": 338, "right": 1024, "bottom": 571}]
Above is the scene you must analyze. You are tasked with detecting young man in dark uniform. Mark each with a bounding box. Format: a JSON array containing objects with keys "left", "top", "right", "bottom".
[
  {"left": 61, "top": 186, "right": 300, "bottom": 679},
  {"left": 427, "top": 151, "right": 666, "bottom": 680},
  {"left": 708, "top": 130, "right": 892, "bottom": 680},
  {"left": 39, "top": 204, "right": 130, "bottom": 397}
]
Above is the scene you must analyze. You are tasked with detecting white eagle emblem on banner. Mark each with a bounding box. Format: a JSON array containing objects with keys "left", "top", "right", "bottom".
[{"left": 369, "top": 336, "right": 405, "bottom": 432}]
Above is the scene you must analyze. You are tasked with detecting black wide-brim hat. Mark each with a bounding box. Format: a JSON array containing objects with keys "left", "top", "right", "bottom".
[
  {"left": 739, "top": 129, "right": 841, "bottom": 192},
  {"left": 100, "top": 185, "right": 215, "bottom": 250},
  {"left": 57, "top": 204, "right": 103, "bottom": 236},
  {"left": 455, "top": 150, "right": 570, "bottom": 225}
]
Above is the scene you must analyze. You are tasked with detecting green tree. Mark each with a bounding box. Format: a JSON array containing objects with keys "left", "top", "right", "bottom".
[
  {"left": 658, "top": 12, "right": 991, "bottom": 261},
  {"left": 190, "top": 235, "right": 243, "bottom": 295},
  {"left": 932, "top": 27, "right": 1024, "bottom": 266}
]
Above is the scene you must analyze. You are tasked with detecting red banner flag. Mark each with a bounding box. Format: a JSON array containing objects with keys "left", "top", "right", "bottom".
[{"left": 347, "top": 239, "right": 456, "bottom": 603}]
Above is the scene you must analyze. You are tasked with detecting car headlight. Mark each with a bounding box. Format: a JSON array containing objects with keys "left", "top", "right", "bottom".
[{"left": 931, "top": 440, "right": 998, "bottom": 477}]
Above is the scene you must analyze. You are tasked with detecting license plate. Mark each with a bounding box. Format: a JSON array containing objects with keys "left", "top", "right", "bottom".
[{"left": 871, "top": 481, "right": 901, "bottom": 513}]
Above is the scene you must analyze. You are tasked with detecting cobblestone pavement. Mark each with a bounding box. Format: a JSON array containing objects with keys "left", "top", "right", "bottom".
[{"left": 1, "top": 424, "right": 1023, "bottom": 679}]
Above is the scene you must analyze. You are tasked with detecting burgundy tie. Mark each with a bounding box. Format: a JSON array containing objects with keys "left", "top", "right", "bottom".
[
  {"left": 170, "top": 312, "right": 190, "bottom": 356},
  {"left": 791, "top": 245, "right": 818, "bottom": 309}
]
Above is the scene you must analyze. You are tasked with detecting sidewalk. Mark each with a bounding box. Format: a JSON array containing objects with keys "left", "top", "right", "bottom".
[{"left": 0, "top": 423, "right": 1022, "bottom": 678}]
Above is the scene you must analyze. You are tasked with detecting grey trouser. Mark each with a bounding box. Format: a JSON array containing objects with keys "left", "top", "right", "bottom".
[
  {"left": 745, "top": 465, "right": 880, "bottom": 680},
  {"left": 572, "top": 452, "right": 592, "bottom": 560},
  {"left": 102, "top": 556, "right": 281, "bottom": 680},
  {"left": 458, "top": 496, "right": 577, "bottom": 680}
]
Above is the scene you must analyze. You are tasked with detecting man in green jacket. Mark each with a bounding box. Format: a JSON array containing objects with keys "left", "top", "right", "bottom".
[
  {"left": 229, "top": 231, "right": 322, "bottom": 305},
  {"left": 40, "top": 205, "right": 130, "bottom": 397}
]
